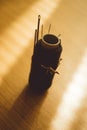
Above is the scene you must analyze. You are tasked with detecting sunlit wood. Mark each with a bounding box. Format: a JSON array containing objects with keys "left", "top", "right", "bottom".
[{"left": 0, "top": 0, "right": 87, "bottom": 130}]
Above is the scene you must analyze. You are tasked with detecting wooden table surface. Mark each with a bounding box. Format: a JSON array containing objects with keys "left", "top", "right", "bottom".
[{"left": 0, "top": 0, "right": 87, "bottom": 130}]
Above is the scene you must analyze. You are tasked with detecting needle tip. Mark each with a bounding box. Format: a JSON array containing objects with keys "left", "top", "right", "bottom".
[{"left": 38, "top": 15, "right": 41, "bottom": 19}]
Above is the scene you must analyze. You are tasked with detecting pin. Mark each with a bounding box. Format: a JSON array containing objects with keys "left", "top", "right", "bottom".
[
  {"left": 41, "top": 24, "right": 43, "bottom": 38},
  {"left": 41, "top": 64, "right": 59, "bottom": 75},
  {"left": 37, "top": 15, "right": 41, "bottom": 42},
  {"left": 48, "top": 24, "right": 51, "bottom": 34},
  {"left": 58, "top": 34, "right": 61, "bottom": 37},
  {"left": 34, "top": 29, "right": 37, "bottom": 46}
]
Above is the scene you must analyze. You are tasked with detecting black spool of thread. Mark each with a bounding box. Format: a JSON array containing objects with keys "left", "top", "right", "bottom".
[{"left": 29, "top": 34, "right": 62, "bottom": 92}]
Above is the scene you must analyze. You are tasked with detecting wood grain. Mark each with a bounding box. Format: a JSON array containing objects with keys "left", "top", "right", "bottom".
[{"left": 0, "top": 0, "right": 87, "bottom": 130}]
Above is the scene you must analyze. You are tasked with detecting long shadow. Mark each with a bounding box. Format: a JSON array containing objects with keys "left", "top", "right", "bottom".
[
  {"left": 5, "top": 84, "right": 48, "bottom": 130},
  {"left": 0, "top": 0, "right": 38, "bottom": 34}
]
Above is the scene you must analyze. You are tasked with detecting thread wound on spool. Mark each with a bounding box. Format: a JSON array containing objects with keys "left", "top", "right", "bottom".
[{"left": 29, "top": 16, "right": 62, "bottom": 93}]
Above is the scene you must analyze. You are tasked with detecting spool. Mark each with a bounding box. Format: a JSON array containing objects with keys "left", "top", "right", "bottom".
[{"left": 29, "top": 36, "right": 62, "bottom": 93}]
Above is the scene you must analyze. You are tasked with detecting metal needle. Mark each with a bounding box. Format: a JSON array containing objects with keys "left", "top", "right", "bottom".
[
  {"left": 41, "top": 24, "right": 43, "bottom": 38},
  {"left": 48, "top": 24, "right": 51, "bottom": 34},
  {"left": 37, "top": 15, "right": 41, "bottom": 42}
]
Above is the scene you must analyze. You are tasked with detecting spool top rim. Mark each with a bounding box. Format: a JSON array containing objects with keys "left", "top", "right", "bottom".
[{"left": 42, "top": 34, "right": 60, "bottom": 48}]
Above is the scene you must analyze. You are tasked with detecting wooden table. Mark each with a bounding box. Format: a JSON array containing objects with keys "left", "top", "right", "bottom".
[{"left": 0, "top": 0, "right": 87, "bottom": 130}]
